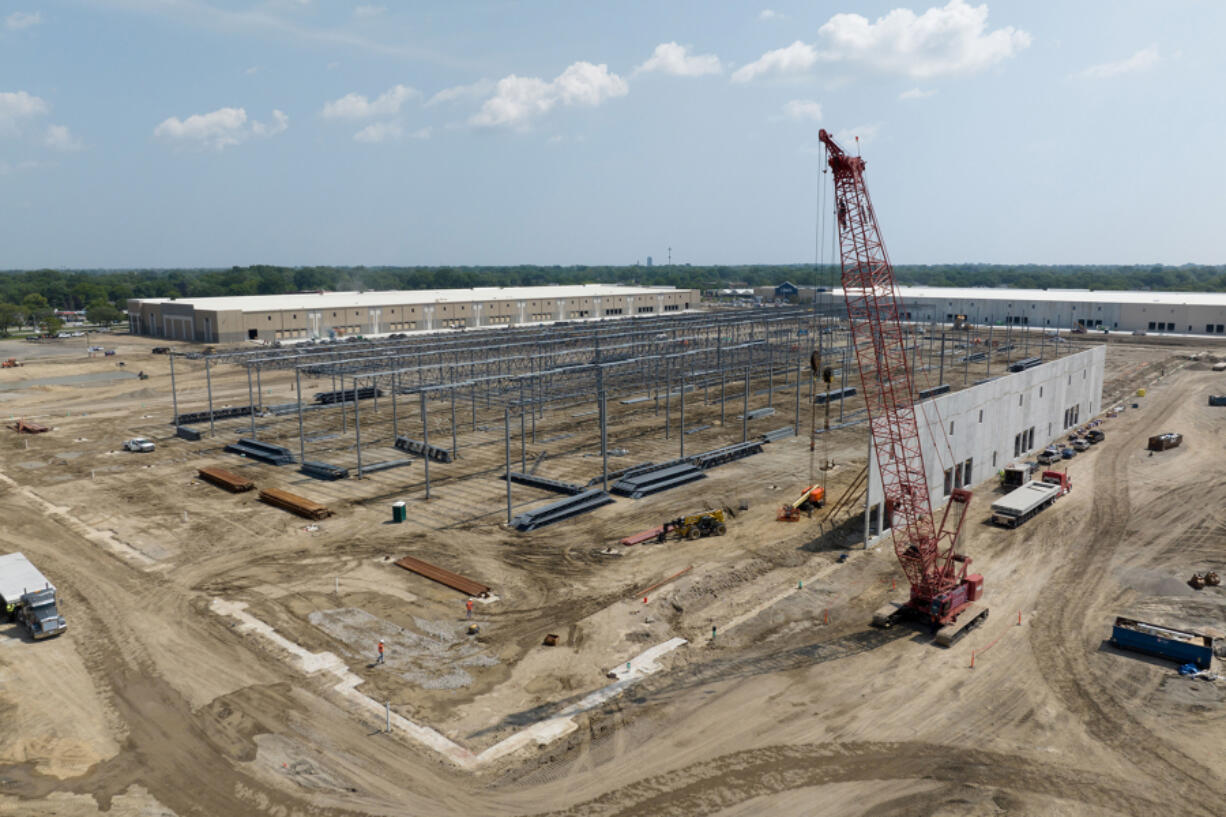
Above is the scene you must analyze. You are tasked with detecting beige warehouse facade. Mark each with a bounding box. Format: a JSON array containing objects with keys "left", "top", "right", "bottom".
[{"left": 127, "top": 285, "right": 700, "bottom": 343}]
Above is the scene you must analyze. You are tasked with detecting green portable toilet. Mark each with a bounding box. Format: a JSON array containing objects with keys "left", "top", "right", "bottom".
[{"left": 392, "top": 501, "right": 406, "bottom": 523}]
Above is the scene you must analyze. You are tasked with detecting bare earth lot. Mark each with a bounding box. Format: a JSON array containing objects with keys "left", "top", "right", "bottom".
[{"left": 0, "top": 332, "right": 1222, "bottom": 816}]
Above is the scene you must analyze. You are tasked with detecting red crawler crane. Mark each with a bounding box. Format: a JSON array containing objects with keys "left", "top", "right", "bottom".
[{"left": 818, "top": 129, "right": 988, "bottom": 645}]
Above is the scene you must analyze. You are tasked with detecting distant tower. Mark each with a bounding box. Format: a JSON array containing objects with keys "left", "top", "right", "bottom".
[{"left": 646, "top": 256, "right": 653, "bottom": 267}]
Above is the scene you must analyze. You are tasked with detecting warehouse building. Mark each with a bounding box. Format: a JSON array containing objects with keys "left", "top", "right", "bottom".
[
  {"left": 865, "top": 345, "right": 1105, "bottom": 538},
  {"left": 127, "top": 284, "right": 700, "bottom": 343},
  {"left": 759, "top": 285, "right": 1226, "bottom": 336}
]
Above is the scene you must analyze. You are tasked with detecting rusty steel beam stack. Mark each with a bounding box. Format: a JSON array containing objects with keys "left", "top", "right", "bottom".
[
  {"left": 197, "top": 466, "right": 255, "bottom": 493},
  {"left": 258, "top": 487, "right": 332, "bottom": 519},
  {"left": 394, "top": 555, "right": 490, "bottom": 597}
]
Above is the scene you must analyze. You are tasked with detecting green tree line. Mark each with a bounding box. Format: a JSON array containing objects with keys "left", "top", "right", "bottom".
[{"left": 1, "top": 263, "right": 1225, "bottom": 335}]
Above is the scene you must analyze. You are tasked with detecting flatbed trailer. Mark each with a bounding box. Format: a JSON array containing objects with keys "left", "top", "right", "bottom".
[
  {"left": 990, "top": 470, "right": 1071, "bottom": 528},
  {"left": 1111, "top": 616, "right": 1213, "bottom": 669}
]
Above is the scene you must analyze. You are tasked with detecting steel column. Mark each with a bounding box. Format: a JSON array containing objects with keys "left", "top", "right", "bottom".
[
  {"left": 421, "top": 390, "right": 430, "bottom": 500},
  {"left": 354, "top": 376, "right": 363, "bottom": 478},
  {"left": 205, "top": 357, "right": 215, "bottom": 437},
  {"left": 169, "top": 353, "right": 179, "bottom": 428},
  {"left": 247, "top": 366, "right": 257, "bottom": 438}
]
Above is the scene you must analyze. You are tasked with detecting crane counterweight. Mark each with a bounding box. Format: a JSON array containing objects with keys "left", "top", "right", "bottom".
[{"left": 818, "top": 128, "right": 987, "bottom": 645}]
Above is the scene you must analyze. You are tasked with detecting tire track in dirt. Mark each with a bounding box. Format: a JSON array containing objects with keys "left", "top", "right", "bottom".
[
  {"left": 0, "top": 488, "right": 366, "bottom": 817},
  {"left": 1027, "top": 374, "right": 1226, "bottom": 813},
  {"left": 525, "top": 741, "right": 1168, "bottom": 817}
]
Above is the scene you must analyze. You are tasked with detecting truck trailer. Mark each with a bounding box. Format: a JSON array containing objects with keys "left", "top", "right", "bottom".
[
  {"left": 0, "top": 552, "right": 67, "bottom": 639},
  {"left": 1111, "top": 616, "right": 1214, "bottom": 670},
  {"left": 1000, "top": 462, "right": 1037, "bottom": 490},
  {"left": 990, "top": 470, "right": 1072, "bottom": 528}
]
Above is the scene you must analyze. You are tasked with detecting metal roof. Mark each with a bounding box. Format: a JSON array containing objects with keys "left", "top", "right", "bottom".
[
  {"left": 0, "top": 552, "right": 54, "bottom": 601},
  {"left": 131, "top": 284, "right": 689, "bottom": 313},
  {"left": 830, "top": 286, "right": 1226, "bottom": 307}
]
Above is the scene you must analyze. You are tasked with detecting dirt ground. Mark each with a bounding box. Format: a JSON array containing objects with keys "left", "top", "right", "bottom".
[{"left": 0, "top": 330, "right": 1222, "bottom": 816}]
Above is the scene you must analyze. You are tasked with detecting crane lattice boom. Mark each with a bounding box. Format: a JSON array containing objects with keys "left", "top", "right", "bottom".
[{"left": 819, "top": 129, "right": 978, "bottom": 619}]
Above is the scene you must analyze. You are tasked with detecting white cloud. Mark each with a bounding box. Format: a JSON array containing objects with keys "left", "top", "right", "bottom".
[
  {"left": 0, "top": 91, "right": 50, "bottom": 131},
  {"left": 44, "top": 124, "right": 82, "bottom": 151},
  {"left": 155, "top": 107, "right": 248, "bottom": 150},
  {"left": 352, "top": 122, "right": 431, "bottom": 143},
  {"left": 731, "top": 41, "right": 817, "bottom": 83},
  {"left": 321, "top": 84, "right": 418, "bottom": 119},
  {"left": 105, "top": 0, "right": 453, "bottom": 64},
  {"left": 354, "top": 121, "right": 401, "bottom": 143},
  {"left": 153, "top": 107, "right": 287, "bottom": 150},
  {"left": 635, "top": 42, "right": 722, "bottom": 77},
  {"left": 0, "top": 159, "right": 50, "bottom": 175},
  {"left": 817, "top": 0, "right": 1030, "bottom": 79},
  {"left": 244, "top": 65, "right": 262, "bottom": 75},
  {"left": 426, "top": 79, "right": 495, "bottom": 106},
  {"left": 782, "top": 99, "right": 822, "bottom": 121},
  {"left": 471, "top": 61, "right": 627, "bottom": 128},
  {"left": 354, "top": 4, "right": 386, "bottom": 17},
  {"left": 898, "top": 87, "right": 936, "bottom": 100},
  {"left": 758, "top": 9, "right": 781, "bottom": 21},
  {"left": 5, "top": 11, "right": 41, "bottom": 30},
  {"left": 1078, "top": 45, "right": 1159, "bottom": 79},
  {"left": 251, "top": 109, "right": 289, "bottom": 136},
  {"left": 153, "top": 107, "right": 248, "bottom": 149},
  {"left": 833, "top": 123, "right": 880, "bottom": 147}
]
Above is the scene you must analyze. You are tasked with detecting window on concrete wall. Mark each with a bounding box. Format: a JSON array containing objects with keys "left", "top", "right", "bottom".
[
  {"left": 978, "top": 409, "right": 984, "bottom": 423},
  {"left": 1019, "top": 394, "right": 1023, "bottom": 407},
  {"left": 949, "top": 421, "right": 955, "bottom": 435},
  {"left": 944, "top": 469, "right": 953, "bottom": 496},
  {"left": 1218, "top": 325, "right": 1224, "bottom": 333},
  {"left": 1207, "top": 325, "right": 1214, "bottom": 333},
  {"left": 964, "top": 458, "right": 973, "bottom": 483},
  {"left": 1028, "top": 427, "right": 1035, "bottom": 449},
  {"left": 1040, "top": 386, "right": 1044, "bottom": 397},
  {"left": 1014, "top": 433, "right": 1021, "bottom": 457},
  {"left": 992, "top": 451, "right": 997, "bottom": 468},
  {"left": 954, "top": 463, "right": 963, "bottom": 489}
]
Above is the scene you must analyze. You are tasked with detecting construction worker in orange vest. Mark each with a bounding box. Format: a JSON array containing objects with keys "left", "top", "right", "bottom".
[
  {"left": 465, "top": 598, "right": 474, "bottom": 620},
  {"left": 376, "top": 640, "right": 385, "bottom": 665}
]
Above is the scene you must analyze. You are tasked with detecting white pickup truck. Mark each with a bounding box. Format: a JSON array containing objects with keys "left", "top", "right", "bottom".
[{"left": 124, "top": 437, "right": 155, "bottom": 453}]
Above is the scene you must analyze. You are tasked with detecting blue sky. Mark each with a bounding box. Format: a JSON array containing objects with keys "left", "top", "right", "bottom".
[{"left": 2, "top": 1, "right": 1223, "bottom": 269}]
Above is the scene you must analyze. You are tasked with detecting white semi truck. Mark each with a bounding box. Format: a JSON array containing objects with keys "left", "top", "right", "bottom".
[
  {"left": 990, "top": 470, "right": 1072, "bottom": 528},
  {"left": 0, "top": 552, "right": 67, "bottom": 639}
]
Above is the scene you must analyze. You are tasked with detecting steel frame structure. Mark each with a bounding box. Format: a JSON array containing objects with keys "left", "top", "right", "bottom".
[{"left": 165, "top": 300, "right": 1076, "bottom": 530}]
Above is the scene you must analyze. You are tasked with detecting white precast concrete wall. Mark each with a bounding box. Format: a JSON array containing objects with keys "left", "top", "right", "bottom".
[{"left": 865, "top": 346, "right": 1106, "bottom": 534}]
